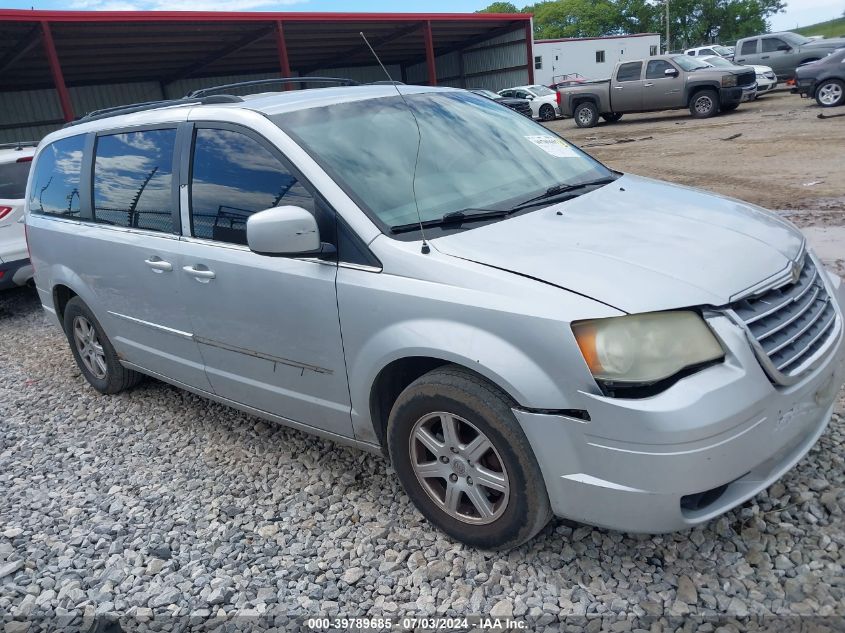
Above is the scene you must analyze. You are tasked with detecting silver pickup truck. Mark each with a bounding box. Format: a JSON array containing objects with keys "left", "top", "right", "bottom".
[{"left": 559, "top": 55, "right": 757, "bottom": 127}]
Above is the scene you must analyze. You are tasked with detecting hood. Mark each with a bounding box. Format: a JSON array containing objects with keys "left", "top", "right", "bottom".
[
  {"left": 433, "top": 174, "right": 804, "bottom": 314},
  {"left": 804, "top": 37, "right": 845, "bottom": 49}
]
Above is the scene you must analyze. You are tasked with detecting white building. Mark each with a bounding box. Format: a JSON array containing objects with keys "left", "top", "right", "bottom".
[{"left": 533, "top": 33, "right": 662, "bottom": 84}]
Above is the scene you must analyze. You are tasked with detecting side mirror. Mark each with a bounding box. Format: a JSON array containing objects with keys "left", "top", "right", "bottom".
[
  {"left": 664, "top": 68, "right": 679, "bottom": 77},
  {"left": 777, "top": 44, "right": 791, "bottom": 51},
  {"left": 246, "top": 206, "right": 321, "bottom": 256}
]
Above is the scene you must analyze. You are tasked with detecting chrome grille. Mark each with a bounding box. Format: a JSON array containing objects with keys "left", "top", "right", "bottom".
[{"left": 730, "top": 257, "right": 839, "bottom": 385}]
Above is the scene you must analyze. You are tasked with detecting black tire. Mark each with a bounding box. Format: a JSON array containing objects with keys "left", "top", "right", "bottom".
[
  {"left": 539, "top": 103, "right": 556, "bottom": 121},
  {"left": 573, "top": 101, "right": 599, "bottom": 128},
  {"left": 722, "top": 103, "right": 739, "bottom": 112},
  {"left": 601, "top": 112, "right": 623, "bottom": 123},
  {"left": 689, "top": 89, "right": 719, "bottom": 118},
  {"left": 815, "top": 79, "right": 844, "bottom": 107},
  {"left": 386, "top": 365, "right": 552, "bottom": 550},
  {"left": 63, "top": 296, "right": 142, "bottom": 394}
]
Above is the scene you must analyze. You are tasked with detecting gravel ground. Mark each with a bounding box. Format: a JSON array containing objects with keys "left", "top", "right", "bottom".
[
  {"left": 2, "top": 286, "right": 844, "bottom": 631},
  {"left": 2, "top": 90, "right": 845, "bottom": 630}
]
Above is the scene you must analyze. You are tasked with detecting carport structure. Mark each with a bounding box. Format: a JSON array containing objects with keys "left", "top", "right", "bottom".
[{"left": 0, "top": 10, "right": 534, "bottom": 138}]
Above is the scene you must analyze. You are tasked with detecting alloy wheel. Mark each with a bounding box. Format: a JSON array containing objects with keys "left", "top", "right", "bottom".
[
  {"left": 818, "top": 82, "right": 842, "bottom": 106},
  {"left": 73, "top": 316, "right": 108, "bottom": 380},
  {"left": 695, "top": 95, "right": 714, "bottom": 114},
  {"left": 409, "top": 411, "right": 510, "bottom": 524}
]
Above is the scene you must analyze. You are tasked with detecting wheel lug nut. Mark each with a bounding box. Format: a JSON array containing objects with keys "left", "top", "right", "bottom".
[
  {"left": 449, "top": 474, "right": 458, "bottom": 482},
  {"left": 440, "top": 456, "right": 449, "bottom": 463},
  {"left": 466, "top": 477, "right": 473, "bottom": 485},
  {"left": 450, "top": 447, "right": 458, "bottom": 454}
]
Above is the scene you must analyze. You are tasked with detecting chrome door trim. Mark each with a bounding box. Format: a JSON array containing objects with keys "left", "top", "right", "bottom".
[
  {"left": 193, "top": 336, "right": 333, "bottom": 375},
  {"left": 107, "top": 311, "right": 193, "bottom": 339}
]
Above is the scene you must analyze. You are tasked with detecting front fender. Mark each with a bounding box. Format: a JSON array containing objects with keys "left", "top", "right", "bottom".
[{"left": 684, "top": 80, "right": 721, "bottom": 103}]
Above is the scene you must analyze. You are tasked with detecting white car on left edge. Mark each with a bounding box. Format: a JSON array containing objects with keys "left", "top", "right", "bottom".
[
  {"left": 498, "top": 85, "right": 561, "bottom": 121},
  {"left": 0, "top": 142, "right": 36, "bottom": 290},
  {"left": 700, "top": 55, "right": 778, "bottom": 97}
]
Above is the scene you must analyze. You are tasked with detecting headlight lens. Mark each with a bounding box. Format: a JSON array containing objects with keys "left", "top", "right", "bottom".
[
  {"left": 721, "top": 74, "right": 737, "bottom": 87},
  {"left": 572, "top": 311, "right": 724, "bottom": 384}
]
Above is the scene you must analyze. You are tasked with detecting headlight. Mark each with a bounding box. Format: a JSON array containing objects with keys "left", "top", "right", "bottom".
[
  {"left": 721, "top": 74, "right": 737, "bottom": 87},
  {"left": 572, "top": 311, "right": 724, "bottom": 385}
]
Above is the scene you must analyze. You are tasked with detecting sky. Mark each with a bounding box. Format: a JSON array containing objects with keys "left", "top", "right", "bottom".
[{"left": 3, "top": 0, "right": 842, "bottom": 33}]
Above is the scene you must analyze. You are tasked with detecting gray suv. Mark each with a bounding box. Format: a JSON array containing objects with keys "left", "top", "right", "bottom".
[
  {"left": 25, "top": 82, "right": 845, "bottom": 549},
  {"left": 734, "top": 31, "right": 845, "bottom": 80}
]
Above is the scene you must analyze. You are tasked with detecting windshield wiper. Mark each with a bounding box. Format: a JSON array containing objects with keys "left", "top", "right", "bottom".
[
  {"left": 508, "top": 176, "right": 618, "bottom": 213},
  {"left": 390, "top": 208, "right": 511, "bottom": 234}
]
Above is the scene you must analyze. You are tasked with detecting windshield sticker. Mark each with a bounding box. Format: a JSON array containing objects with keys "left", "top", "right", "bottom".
[{"left": 525, "top": 135, "right": 580, "bottom": 158}]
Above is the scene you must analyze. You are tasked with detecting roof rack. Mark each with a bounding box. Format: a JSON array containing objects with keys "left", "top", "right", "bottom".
[
  {"left": 187, "top": 76, "right": 359, "bottom": 99},
  {"left": 0, "top": 141, "right": 38, "bottom": 150},
  {"left": 65, "top": 94, "right": 244, "bottom": 127}
]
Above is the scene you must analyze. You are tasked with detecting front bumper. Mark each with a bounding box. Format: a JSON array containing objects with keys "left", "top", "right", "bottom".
[
  {"left": 518, "top": 268, "right": 845, "bottom": 533},
  {"left": 795, "top": 77, "right": 816, "bottom": 98},
  {"left": 0, "top": 257, "right": 33, "bottom": 290}
]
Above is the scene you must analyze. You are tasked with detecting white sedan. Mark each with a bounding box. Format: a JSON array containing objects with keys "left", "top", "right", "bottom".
[
  {"left": 700, "top": 55, "right": 778, "bottom": 97},
  {"left": 498, "top": 85, "right": 560, "bottom": 121}
]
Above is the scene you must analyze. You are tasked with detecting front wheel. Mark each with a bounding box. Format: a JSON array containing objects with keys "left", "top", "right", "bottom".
[
  {"left": 387, "top": 366, "right": 552, "bottom": 550},
  {"left": 816, "top": 79, "right": 844, "bottom": 107},
  {"left": 690, "top": 89, "right": 719, "bottom": 118},
  {"left": 63, "top": 296, "right": 143, "bottom": 394},
  {"left": 573, "top": 102, "right": 599, "bottom": 128},
  {"left": 601, "top": 112, "right": 623, "bottom": 123},
  {"left": 539, "top": 103, "right": 556, "bottom": 121}
]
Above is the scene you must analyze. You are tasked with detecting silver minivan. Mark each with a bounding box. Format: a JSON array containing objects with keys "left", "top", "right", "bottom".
[{"left": 25, "top": 82, "right": 845, "bottom": 549}]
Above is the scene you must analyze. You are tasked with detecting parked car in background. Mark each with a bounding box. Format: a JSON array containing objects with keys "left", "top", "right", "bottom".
[
  {"left": 470, "top": 89, "right": 532, "bottom": 117},
  {"left": 734, "top": 32, "right": 845, "bottom": 80},
  {"left": 25, "top": 81, "right": 845, "bottom": 549},
  {"left": 558, "top": 55, "right": 756, "bottom": 127},
  {"left": 700, "top": 55, "right": 777, "bottom": 97},
  {"left": 498, "top": 84, "right": 561, "bottom": 121},
  {"left": 794, "top": 48, "right": 845, "bottom": 107},
  {"left": 548, "top": 73, "right": 587, "bottom": 91},
  {"left": 0, "top": 142, "right": 36, "bottom": 290},
  {"left": 685, "top": 45, "right": 734, "bottom": 58}
]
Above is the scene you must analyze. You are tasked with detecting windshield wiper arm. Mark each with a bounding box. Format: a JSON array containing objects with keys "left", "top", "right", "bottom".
[
  {"left": 508, "top": 176, "right": 618, "bottom": 212},
  {"left": 390, "top": 207, "right": 510, "bottom": 234}
]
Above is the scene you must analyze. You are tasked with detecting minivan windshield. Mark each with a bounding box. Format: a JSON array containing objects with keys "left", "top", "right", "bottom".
[{"left": 273, "top": 91, "right": 611, "bottom": 234}]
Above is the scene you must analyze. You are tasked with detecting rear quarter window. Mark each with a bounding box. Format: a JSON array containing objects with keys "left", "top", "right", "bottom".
[
  {"left": 28, "top": 135, "right": 86, "bottom": 218},
  {"left": 0, "top": 159, "right": 31, "bottom": 199}
]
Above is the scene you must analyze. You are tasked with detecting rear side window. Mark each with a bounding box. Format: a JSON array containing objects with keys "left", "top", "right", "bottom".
[
  {"left": 93, "top": 129, "right": 176, "bottom": 233},
  {"left": 616, "top": 62, "right": 642, "bottom": 82},
  {"left": 189, "top": 128, "right": 314, "bottom": 245},
  {"left": 740, "top": 39, "right": 757, "bottom": 55},
  {"left": 0, "top": 159, "right": 31, "bottom": 199},
  {"left": 28, "top": 135, "right": 86, "bottom": 218}
]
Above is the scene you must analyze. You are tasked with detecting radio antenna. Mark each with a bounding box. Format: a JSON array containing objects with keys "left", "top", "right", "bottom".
[{"left": 360, "top": 32, "right": 430, "bottom": 254}]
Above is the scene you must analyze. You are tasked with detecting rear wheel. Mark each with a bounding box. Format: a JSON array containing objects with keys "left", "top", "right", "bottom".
[
  {"left": 539, "top": 103, "right": 556, "bottom": 121},
  {"left": 573, "top": 101, "right": 599, "bottom": 128},
  {"left": 63, "top": 296, "right": 142, "bottom": 394},
  {"left": 601, "top": 112, "right": 623, "bottom": 123},
  {"left": 690, "top": 89, "right": 719, "bottom": 118},
  {"left": 387, "top": 365, "right": 552, "bottom": 550},
  {"left": 816, "top": 79, "right": 844, "bottom": 107}
]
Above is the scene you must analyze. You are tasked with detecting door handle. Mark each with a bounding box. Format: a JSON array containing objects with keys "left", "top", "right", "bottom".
[
  {"left": 644, "top": 82, "right": 654, "bottom": 87},
  {"left": 761, "top": 55, "right": 769, "bottom": 59},
  {"left": 144, "top": 257, "right": 172, "bottom": 273},
  {"left": 614, "top": 86, "right": 624, "bottom": 90},
  {"left": 736, "top": 58, "right": 745, "bottom": 62},
  {"left": 183, "top": 265, "right": 216, "bottom": 280}
]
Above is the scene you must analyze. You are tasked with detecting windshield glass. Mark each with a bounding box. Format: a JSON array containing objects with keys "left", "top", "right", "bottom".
[
  {"left": 528, "top": 85, "right": 554, "bottom": 96},
  {"left": 473, "top": 89, "right": 500, "bottom": 100},
  {"left": 0, "top": 159, "right": 31, "bottom": 199},
  {"left": 712, "top": 45, "right": 733, "bottom": 56},
  {"left": 701, "top": 56, "right": 735, "bottom": 68},
  {"left": 781, "top": 32, "right": 812, "bottom": 46},
  {"left": 273, "top": 91, "right": 610, "bottom": 234},
  {"left": 672, "top": 55, "right": 712, "bottom": 71}
]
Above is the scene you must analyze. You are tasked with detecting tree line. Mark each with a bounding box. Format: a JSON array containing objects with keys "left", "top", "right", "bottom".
[{"left": 479, "top": 0, "right": 787, "bottom": 49}]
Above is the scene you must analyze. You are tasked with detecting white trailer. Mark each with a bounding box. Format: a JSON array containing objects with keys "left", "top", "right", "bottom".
[{"left": 532, "top": 33, "right": 662, "bottom": 84}]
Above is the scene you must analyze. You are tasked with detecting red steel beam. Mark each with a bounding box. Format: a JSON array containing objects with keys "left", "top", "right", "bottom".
[
  {"left": 423, "top": 20, "right": 436, "bottom": 86},
  {"left": 275, "top": 20, "right": 292, "bottom": 90},
  {"left": 40, "top": 21, "right": 74, "bottom": 122},
  {"left": 525, "top": 19, "right": 535, "bottom": 84}
]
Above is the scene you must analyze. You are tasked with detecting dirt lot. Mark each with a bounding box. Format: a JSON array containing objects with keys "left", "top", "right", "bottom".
[{"left": 547, "top": 90, "right": 844, "bottom": 224}]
